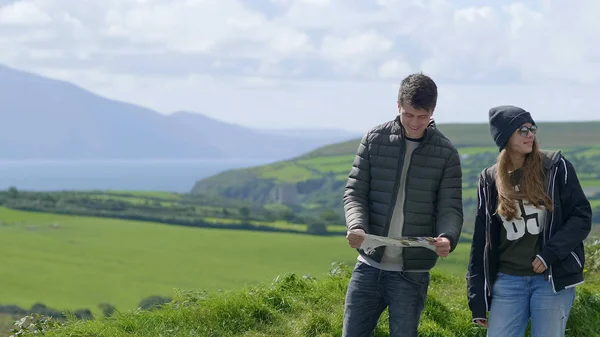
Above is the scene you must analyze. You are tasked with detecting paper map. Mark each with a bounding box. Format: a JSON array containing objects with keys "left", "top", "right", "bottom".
[{"left": 355, "top": 232, "right": 437, "bottom": 254}]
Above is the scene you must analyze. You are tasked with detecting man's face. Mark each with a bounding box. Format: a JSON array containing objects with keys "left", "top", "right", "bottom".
[{"left": 398, "top": 102, "right": 433, "bottom": 139}]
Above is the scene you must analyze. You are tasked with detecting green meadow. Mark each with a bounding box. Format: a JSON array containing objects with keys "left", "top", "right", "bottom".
[
  {"left": 0, "top": 207, "right": 473, "bottom": 317},
  {"left": 0, "top": 207, "right": 353, "bottom": 315},
  {"left": 103, "top": 190, "right": 183, "bottom": 200}
]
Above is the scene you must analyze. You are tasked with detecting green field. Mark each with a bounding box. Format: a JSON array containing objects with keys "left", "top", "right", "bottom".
[
  {"left": 259, "top": 163, "right": 316, "bottom": 183},
  {"left": 255, "top": 155, "right": 354, "bottom": 183},
  {"left": 457, "top": 146, "right": 497, "bottom": 155},
  {"left": 103, "top": 190, "right": 182, "bottom": 200},
  {"left": 0, "top": 207, "right": 357, "bottom": 315},
  {"left": 87, "top": 194, "right": 166, "bottom": 205},
  {"left": 581, "top": 179, "right": 600, "bottom": 188},
  {"left": 0, "top": 207, "right": 473, "bottom": 316}
]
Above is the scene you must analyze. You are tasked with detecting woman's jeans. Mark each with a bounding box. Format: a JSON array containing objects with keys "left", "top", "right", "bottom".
[{"left": 487, "top": 272, "right": 576, "bottom": 337}]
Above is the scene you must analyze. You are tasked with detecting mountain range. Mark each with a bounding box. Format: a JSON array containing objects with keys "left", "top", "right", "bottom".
[{"left": 0, "top": 65, "right": 359, "bottom": 161}]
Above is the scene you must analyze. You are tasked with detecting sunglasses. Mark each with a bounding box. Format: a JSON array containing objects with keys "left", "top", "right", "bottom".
[{"left": 517, "top": 125, "right": 538, "bottom": 137}]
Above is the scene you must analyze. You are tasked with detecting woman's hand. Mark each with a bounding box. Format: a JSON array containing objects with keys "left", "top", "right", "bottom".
[{"left": 532, "top": 256, "right": 547, "bottom": 273}]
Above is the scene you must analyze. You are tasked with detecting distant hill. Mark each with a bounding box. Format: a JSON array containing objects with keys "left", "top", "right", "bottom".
[
  {"left": 191, "top": 121, "right": 600, "bottom": 230},
  {"left": 300, "top": 121, "right": 600, "bottom": 158},
  {"left": 0, "top": 65, "right": 357, "bottom": 160}
]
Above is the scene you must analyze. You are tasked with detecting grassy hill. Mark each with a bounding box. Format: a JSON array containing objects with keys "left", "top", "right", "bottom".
[
  {"left": 11, "top": 242, "right": 600, "bottom": 337},
  {"left": 302, "top": 121, "right": 600, "bottom": 157},
  {"left": 191, "top": 121, "right": 600, "bottom": 232}
]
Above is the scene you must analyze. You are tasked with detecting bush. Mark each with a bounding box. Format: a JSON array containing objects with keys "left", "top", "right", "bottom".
[
  {"left": 9, "top": 314, "right": 63, "bottom": 337},
  {"left": 98, "top": 303, "right": 116, "bottom": 317},
  {"left": 307, "top": 222, "right": 328, "bottom": 235},
  {"left": 585, "top": 240, "right": 600, "bottom": 274},
  {"left": 137, "top": 296, "right": 172, "bottom": 310}
]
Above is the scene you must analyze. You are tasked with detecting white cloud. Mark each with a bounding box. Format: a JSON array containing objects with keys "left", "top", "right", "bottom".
[
  {"left": 321, "top": 31, "right": 393, "bottom": 61},
  {"left": 32, "top": 67, "right": 600, "bottom": 133},
  {"left": 0, "top": 0, "right": 52, "bottom": 25},
  {"left": 101, "top": 0, "right": 315, "bottom": 57},
  {"left": 28, "top": 48, "right": 64, "bottom": 59},
  {"left": 1, "top": 0, "right": 600, "bottom": 131},
  {"left": 416, "top": 5, "right": 509, "bottom": 81},
  {"left": 275, "top": 0, "right": 375, "bottom": 30},
  {"left": 268, "top": 28, "right": 313, "bottom": 55},
  {"left": 298, "top": 0, "right": 331, "bottom": 6},
  {"left": 454, "top": 6, "right": 495, "bottom": 23},
  {"left": 503, "top": 1, "right": 600, "bottom": 84},
  {"left": 379, "top": 59, "right": 411, "bottom": 79},
  {"left": 0, "top": 29, "right": 55, "bottom": 43}
]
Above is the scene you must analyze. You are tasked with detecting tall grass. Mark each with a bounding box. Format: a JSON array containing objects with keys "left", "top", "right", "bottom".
[{"left": 18, "top": 244, "right": 600, "bottom": 337}]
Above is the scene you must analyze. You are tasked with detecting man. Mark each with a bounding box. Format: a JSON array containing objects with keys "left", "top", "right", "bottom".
[{"left": 342, "top": 73, "right": 463, "bottom": 337}]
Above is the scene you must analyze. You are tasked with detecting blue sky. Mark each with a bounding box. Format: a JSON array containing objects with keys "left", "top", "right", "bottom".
[{"left": 0, "top": 0, "right": 598, "bottom": 132}]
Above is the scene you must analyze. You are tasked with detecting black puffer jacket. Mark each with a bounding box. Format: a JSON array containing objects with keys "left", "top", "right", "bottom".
[{"left": 343, "top": 117, "right": 463, "bottom": 270}]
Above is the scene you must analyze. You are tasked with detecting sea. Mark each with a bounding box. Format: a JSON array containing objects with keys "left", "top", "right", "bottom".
[{"left": 0, "top": 159, "right": 270, "bottom": 193}]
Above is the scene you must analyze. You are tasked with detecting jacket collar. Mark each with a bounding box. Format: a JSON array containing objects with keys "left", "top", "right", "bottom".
[
  {"left": 393, "top": 115, "right": 437, "bottom": 141},
  {"left": 539, "top": 150, "right": 562, "bottom": 169}
]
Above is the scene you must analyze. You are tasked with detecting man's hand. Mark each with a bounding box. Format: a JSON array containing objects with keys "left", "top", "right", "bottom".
[
  {"left": 474, "top": 319, "right": 488, "bottom": 328},
  {"left": 431, "top": 235, "right": 451, "bottom": 257},
  {"left": 346, "top": 229, "right": 365, "bottom": 249},
  {"left": 532, "top": 257, "right": 547, "bottom": 273}
]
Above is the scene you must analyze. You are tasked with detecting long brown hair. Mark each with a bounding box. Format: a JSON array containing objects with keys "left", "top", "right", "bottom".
[{"left": 495, "top": 140, "right": 553, "bottom": 220}]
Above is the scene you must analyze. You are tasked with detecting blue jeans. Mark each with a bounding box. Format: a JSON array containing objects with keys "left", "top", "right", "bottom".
[
  {"left": 487, "top": 272, "right": 576, "bottom": 337},
  {"left": 342, "top": 261, "right": 430, "bottom": 337}
]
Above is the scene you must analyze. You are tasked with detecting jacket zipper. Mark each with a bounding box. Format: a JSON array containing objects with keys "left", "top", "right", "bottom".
[
  {"left": 542, "top": 166, "right": 556, "bottom": 248},
  {"left": 541, "top": 166, "right": 552, "bottom": 281},
  {"left": 482, "top": 181, "right": 492, "bottom": 305},
  {"left": 547, "top": 167, "right": 558, "bottom": 293},
  {"left": 571, "top": 251, "right": 583, "bottom": 268}
]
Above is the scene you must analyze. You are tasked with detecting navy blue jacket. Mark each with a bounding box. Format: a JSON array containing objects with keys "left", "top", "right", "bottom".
[{"left": 466, "top": 150, "right": 592, "bottom": 321}]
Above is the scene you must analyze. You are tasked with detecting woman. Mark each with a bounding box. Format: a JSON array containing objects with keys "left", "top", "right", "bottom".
[{"left": 466, "top": 105, "right": 592, "bottom": 337}]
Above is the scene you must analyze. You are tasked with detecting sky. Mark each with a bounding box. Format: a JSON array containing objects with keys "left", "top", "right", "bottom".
[{"left": 0, "top": 0, "right": 599, "bottom": 132}]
